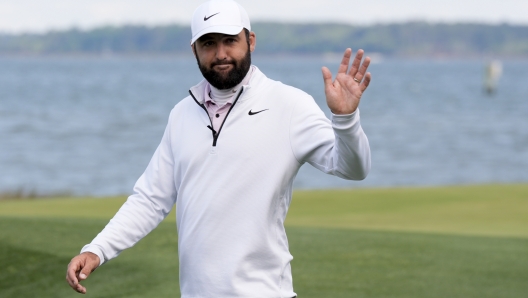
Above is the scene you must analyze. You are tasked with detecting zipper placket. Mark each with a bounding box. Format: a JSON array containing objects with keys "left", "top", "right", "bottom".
[{"left": 189, "top": 86, "right": 245, "bottom": 147}]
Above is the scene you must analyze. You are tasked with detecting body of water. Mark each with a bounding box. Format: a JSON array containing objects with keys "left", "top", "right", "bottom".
[{"left": 1, "top": 56, "right": 527, "bottom": 196}]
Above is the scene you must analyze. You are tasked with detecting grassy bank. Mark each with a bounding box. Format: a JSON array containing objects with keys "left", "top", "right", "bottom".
[{"left": 1, "top": 184, "right": 527, "bottom": 297}]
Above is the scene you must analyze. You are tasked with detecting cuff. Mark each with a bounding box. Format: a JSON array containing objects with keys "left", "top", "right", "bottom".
[
  {"left": 331, "top": 109, "right": 360, "bottom": 132},
  {"left": 81, "top": 244, "right": 106, "bottom": 266}
]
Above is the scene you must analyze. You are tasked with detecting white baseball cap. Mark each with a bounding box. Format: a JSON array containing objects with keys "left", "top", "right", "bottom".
[{"left": 191, "top": 0, "right": 251, "bottom": 45}]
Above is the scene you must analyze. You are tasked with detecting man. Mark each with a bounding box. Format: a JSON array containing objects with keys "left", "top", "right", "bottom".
[{"left": 66, "top": 0, "right": 372, "bottom": 297}]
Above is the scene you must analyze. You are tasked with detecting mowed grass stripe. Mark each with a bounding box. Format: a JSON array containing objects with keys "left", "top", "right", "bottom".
[
  {"left": 0, "top": 196, "right": 129, "bottom": 220},
  {"left": 287, "top": 184, "right": 528, "bottom": 238},
  {"left": 1, "top": 184, "right": 527, "bottom": 238},
  {"left": 288, "top": 227, "right": 528, "bottom": 298}
]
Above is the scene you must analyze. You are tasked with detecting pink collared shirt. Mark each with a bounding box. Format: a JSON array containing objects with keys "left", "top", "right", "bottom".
[{"left": 203, "top": 86, "right": 236, "bottom": 133}]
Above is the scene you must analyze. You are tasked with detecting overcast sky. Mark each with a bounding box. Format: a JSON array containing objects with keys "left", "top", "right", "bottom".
[{"left": 1, "top": 0, "right": 527, "bottom": 33}]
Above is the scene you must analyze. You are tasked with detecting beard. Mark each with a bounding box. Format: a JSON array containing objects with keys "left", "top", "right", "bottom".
[{"left": 196, "top": 49, "right": 251, "bottom": 90}]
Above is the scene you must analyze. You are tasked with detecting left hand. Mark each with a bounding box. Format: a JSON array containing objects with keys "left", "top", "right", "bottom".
[
  {"left": 322, "top": 48, "right": 371, "bottom": 114},
  {"left": 66, "top": 252, "right": 100, "bottom": 294}
]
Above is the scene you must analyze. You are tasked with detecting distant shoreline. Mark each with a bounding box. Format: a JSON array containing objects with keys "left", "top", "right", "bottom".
[
  {"left": 2, "top": 22, "right": 528, "bottom": 58},
  {"left": 1, "top": 52, "right": 528, "bottom": 61}
]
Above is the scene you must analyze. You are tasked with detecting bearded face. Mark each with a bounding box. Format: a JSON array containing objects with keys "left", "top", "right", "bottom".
[
  {"left": 193, "top": 30, "right": 252, "bottom": 90},
  {"left": 196, "top": 47, "right": 251, "bottom": 90}
]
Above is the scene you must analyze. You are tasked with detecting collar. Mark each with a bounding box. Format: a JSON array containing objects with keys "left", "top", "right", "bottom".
[
  {"left": 204, "top": 66, "right": 254, "bottom": 107},
  {"left": 189, "top": 65, "right": 270, "bottom": 105}
]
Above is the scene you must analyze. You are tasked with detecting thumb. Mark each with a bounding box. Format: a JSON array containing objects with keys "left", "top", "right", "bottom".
[
  {"left": 79, "top": 265, "right": 94, "bottom": 280},
  {"left": 321, "top": 67, "right": 333, "bottom": 89},
  {"left": 79, "top": 256, "right": 99, "bottom": 280}
]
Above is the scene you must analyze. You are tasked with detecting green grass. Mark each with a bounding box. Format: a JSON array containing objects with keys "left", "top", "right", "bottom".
[
  {"left": 1, "top": 184, "right": 527, "bottom": 297},
  {"left": 287, "top": 184, "right": 528, "bottom": 238}
]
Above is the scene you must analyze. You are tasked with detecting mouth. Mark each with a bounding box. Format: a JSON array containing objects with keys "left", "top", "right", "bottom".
[{"left": 213, "top": 64, "right": 233, "bottom": 72}]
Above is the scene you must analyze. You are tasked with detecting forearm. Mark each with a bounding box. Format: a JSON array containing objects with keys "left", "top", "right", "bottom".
[
  {"left": 81, "top": 175, "right": 176, "bottom": 265},
  {"left": 82, "top": 114, "right": 177, "bottom": 265},
  {"left": 290, "top": 97, "right": 370, "bottom": 180},
  {"left": 330, "top": 110, "right": 371, "bottom": 180}
]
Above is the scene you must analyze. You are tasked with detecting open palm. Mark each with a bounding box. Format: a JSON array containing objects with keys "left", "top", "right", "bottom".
[{"left": 322, "top": 48, "right": 371, "bottom": 114}]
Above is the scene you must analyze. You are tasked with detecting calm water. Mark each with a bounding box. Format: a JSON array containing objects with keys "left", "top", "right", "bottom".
[{"left": 1, "top": 56, "right": 527, "bottom": 196}]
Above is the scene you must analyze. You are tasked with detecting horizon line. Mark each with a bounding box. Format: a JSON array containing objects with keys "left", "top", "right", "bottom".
[{"left": 2, "top": 19, "right": 528, "bottom": 35}]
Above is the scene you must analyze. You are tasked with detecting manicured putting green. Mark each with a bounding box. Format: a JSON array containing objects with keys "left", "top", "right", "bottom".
[{"left": 1, "top": 184, "right": 527, "bottom": 297}]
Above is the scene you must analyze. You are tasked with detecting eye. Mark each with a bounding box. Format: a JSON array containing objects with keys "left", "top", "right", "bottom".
[
  {"left": 225, "top": 38, "right": 236, "bottom": 44},
  {"left": 203, "top": 40, "right": 215, "bottom": 47}
]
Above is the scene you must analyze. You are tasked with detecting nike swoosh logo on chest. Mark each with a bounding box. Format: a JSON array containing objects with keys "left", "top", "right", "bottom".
[{"left": 248, "top": 109, "right": 269, "bottom": 115}]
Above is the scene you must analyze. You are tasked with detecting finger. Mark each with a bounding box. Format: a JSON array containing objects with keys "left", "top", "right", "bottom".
[
  {"left": 354, "top": 56, "right": 371, "bottom": 83},
  {"left": 337, "top": 48, "right": 352, "bottom": 74},
  {"left": 360, "top": 72, "right": 372, "bottom": 92},
  {"left": 66, "top": 260, "right": 81, "bottom": 289},
  {"left": 76, "top": 283, "right": 87, "bottom": 294},
  {"left": 348, "top": 49, "right": 364, "bottom": 78},
  {"left": 322, "top": 66, "right": 333, "bottom": 88},
  {"left": 66, "top": 260, "right": 86, "bottom": 294}
]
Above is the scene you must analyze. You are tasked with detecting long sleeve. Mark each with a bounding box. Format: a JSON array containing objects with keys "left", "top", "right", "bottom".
[
  {"left": 81, "top": 113, "right": 178, "bottom": 265},
  {"left": 289, "top": 96, "right": 371, "bottom": 180}
]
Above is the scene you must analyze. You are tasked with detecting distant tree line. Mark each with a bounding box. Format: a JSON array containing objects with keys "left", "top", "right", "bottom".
[{"left": 1, "top": 22, "right": 527, "bottom": 57}]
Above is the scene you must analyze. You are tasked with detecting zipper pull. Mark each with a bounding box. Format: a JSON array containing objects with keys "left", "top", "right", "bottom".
[{"left": 207, "top": 125, "right": 217, "bottom": 137}]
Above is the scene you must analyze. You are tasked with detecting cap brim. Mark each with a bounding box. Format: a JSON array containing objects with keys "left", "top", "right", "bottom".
[{"left": 191, "top": 25, "right": 244, "bottom": 44}]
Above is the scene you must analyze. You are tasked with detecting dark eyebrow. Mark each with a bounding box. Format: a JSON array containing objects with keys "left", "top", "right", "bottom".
[
  {"left": 198, "top": 35, "right": 214, "bottom": 43},
  {"left": 225, "top": 34, "right": 239, "bottom": 38}
]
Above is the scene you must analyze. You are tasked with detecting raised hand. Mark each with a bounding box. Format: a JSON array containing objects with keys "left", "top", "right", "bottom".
[
  {"left": 322, "top": 48, "right": 371, "bottom": 114},
  {"left": 66, "top": 252, "right": 100, "bottom": 294}
]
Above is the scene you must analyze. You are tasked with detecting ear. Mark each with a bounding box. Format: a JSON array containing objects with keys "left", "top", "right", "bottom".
[
  {"left": 249, "top": 31, "right": 256, "bottom": 53},
  {"left": 191, "top": 43, "right": 197, "bottom": 57}
]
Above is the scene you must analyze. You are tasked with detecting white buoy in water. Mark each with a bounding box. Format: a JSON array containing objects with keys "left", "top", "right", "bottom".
[{"left": 484, "top": 60, "right": 502, "bottom": 94}]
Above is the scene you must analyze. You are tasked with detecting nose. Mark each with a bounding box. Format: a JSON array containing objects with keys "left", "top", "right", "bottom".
[{"left": 215, "top": 43, "right": 228, "bottom": 61}]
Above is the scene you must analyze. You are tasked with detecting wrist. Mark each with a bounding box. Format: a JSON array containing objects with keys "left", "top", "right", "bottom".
[
  {"left": 82, "top": 252, "right": 100, "bottom": 263},
  {"left": 330, "top": 107, "right": 357, "bottom": 115}
]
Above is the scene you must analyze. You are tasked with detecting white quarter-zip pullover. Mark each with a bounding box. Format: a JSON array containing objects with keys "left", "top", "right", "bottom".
[{"left": 82, "top": 66, "right": 371, "bottom": 298}]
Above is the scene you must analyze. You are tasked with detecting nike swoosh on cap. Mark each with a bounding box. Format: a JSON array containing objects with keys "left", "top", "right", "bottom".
[
  {"left": 204, "top": 13, "right": 219, "bottom": 21},
  {"left": 248, "top": 109, "right": 269, "bottom": 115}
]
